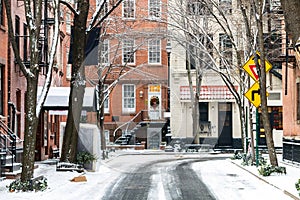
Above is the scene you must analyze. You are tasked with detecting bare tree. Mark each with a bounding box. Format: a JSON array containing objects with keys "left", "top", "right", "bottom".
[
  {"left": 167, "top": 0, "right": 247, "bottom": 149},
  {"left": 4, "top": 0, "right": 60, "bottom": 182}
]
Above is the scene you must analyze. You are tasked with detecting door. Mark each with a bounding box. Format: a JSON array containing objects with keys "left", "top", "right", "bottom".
[{"left": 218, "top": 103, "right": 232, "bottom": 146}]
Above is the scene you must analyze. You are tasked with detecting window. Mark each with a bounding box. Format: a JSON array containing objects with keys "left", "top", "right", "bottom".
[
  {"left": 187, "top": 0, "right": 211, "bottom": 15},
  {"left": 219, "top": 0, "right": 232, "bottom": 14},
  {"left": 122, "top": 39, "right": 135, "bottom": 64},
  {"left": 199, "top": 102, "right": 208, "bottom": 121},
  {"left": 149, "top": 0, "right": 161, "bottom": 18},
  {"left": 23, "top": 24, "right": 28, "bottom": 61},
  {"left": 15, "top": 16, "right": 20, "bottom": 55},
  {"left": 148, "top": 39, "right": 161, "bottom": 64},
  {"left": 100, "top": 39, "right": 109, "bottom": 65},
  {"left": 122, "top": 84, "right": 135, "bottom": 113},
  {"left": 219, "top": 33, "right": 232, "bottom": 68},
  {"left": 123, "top": 0, "right": 135, "bottom": 19},
  {"left": 0, "top": 0, "right": 4, "bottom": 26},
  {"left": 104, "top": 130, "right": 110, "bottom": 144},
  {"left": 297, "top": 83, "right": 300, "bottom": 121},
  {"left": 66, "top": 12, "right": 71, "bottom": 34},
  {"left": 186, "top": 34, "right": 213, "bottom": 70},
  {"left": 0, "top": 65, "right": 3, "bottom": 115},
  {"left": 186, "top": 44, "right": 196, "bottom": 70},
  {"left": 104, "top": 84, "right": 109, "bottom": 113}
]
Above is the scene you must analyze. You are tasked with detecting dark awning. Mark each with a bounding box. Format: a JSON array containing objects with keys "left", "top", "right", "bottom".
[{"left": 68, "top": 27, "right": 100, "bottom": 66}]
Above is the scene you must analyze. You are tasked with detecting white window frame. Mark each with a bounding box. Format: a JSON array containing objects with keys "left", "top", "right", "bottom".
[
  {"left": 104, "top": 130, "right": 110, "bottom": 144},
  {"left": 104, "top": 84, "right": 109, "bottom": 113},
  {"left": 123, "top": 0, "right": 135, "bottom": 19},
  {"left": 149, "top": 0, "right": 161, "bottom": 19},
  {"left": 148, "top": 39, "right": 161, "bottom": 64},
  {"left": 122, "top": 84, "right": 136, "bottom": 113},
  {"left": 66, "top": 12, "right": 71, "bottom": 34},
  {"left": 100, "top": 39, "right": 109, "bottom": 66},
  {"left": 122, "top": 39, "right": 135, "bottom": 64}
]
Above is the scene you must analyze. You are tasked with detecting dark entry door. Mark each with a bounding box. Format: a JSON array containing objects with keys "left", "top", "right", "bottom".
[{"left": 218, "top": 103, "right": 232, "bottom": 146}]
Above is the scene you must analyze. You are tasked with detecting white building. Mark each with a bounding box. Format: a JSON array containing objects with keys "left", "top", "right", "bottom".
[{"left": 168, "top": 0, "right": 283, "bottom": 149}]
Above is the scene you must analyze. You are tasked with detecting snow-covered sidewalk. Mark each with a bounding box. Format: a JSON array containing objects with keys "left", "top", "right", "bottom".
[
  {"left": 0, "top": 151, "right": 300, "bottom": 200},
  {"left": 230, "top": 156, "right": 300, "bottom": 200}
]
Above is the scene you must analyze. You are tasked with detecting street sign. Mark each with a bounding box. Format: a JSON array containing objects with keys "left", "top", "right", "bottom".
[
  {"left": 242, "top": 52, "right": 272, "bottom": 81},
  {"left": 244, "top": 82, "right": 268, "bottom": 108}
]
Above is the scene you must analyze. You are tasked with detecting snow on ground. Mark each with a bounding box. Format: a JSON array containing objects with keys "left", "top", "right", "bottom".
[
  {"left": 192, "top": 159, "right": 297, "bottom": 200},
  {"left": 0, "top": 151, "right": 300, "bottom": 200}
]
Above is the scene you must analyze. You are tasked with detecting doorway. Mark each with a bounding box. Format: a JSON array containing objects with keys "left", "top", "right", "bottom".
[{"left": 218, "top": 102, "right": 232, "bottom": 146}]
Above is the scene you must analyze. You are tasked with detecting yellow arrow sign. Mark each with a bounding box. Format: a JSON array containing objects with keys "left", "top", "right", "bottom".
[
  {"left": 242, "top": 52, "right": 272, "bottom": 81},
  {"left": 244, "top": 82, "right": 268, "bottom": 108}
]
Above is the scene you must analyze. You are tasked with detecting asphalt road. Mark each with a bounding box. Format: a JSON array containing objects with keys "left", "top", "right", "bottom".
[{"left": 102, "top": 156, "right": 218, "bottom": 200}]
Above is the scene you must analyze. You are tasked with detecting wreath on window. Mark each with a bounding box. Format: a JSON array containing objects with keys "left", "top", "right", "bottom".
[{"left": 150, "top": 96, "right": 160, "bottom": 107}]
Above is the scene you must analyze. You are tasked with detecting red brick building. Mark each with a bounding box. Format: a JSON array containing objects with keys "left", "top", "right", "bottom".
[{"left": 88, "top": 0, "right": 169, "bottom": 147}]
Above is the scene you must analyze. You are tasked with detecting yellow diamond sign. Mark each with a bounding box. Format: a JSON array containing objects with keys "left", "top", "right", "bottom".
[
  {"left": 244, "top": 82, "right": 268, "bottom": 108},
  {"left": 242, "top": 52, "right": 272, "bottom": 81}
]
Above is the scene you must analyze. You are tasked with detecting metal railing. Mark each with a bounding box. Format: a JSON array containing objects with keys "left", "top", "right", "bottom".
[
  {"left": 0, "top": 120, "right": 21, "bottom": 173},
  {"left": 113, "top": 110, "right": 148, "bottom": 138}
]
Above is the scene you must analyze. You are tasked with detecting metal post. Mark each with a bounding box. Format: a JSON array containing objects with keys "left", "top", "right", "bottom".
[
  {"left": 256, "top": 108, "right": 259, "bottom": 166},
  {"left": 246, "top": 107, "right": 248, "bottom": 153}
]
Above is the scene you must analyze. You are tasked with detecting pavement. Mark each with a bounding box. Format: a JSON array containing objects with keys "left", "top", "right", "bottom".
[
  {"left": 105, "top": 150, "right": 300, "bottom": 200},
  {"left": 226, "top": 154, "right": 300, "bottom": 200}
]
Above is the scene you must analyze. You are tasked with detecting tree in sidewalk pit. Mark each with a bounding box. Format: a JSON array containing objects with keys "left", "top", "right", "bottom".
[
  {"left": 167, "top": 0, "right": 247, "bottom": 148},
  {"left": 4, "top": 0, "right": 60, "bottom": 183},
  {"left": 252, "top": 0, "right": 278, "bottom": 166},
  {"left": 59, "top": 0, "right": 123, "bottom": 162}
]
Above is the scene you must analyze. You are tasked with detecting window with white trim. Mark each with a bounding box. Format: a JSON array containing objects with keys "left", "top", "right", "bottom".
[
  {"left": 122, "top": 39, "right": 135, "bottom": 64},
  {"left": 149, "top": 0, "right": 161, "bottom": 18},
  {"left": 219, "top": 0, "right": 232, "bottom": 14},
  {"left": 122, "top": 84, "right": 136, "bottom": 113},
  {"left": 123, "top": 0, "right": 135, "bottom": 19},
  {"left": 219, "top": 33, "right": 232, "bottom": 69},
  {"left": 148, "top": 39, "right": 161, "bottom": 64},
  {"left": 66, "top": 12, "right": 71, "bottom": 34},
  {"left": 100, "top": 39, "right": 109, "bottom": 65},
  {"left": 104, "top": 130, "right": 110, "bottom": 144},
  {"left": 104, "top": 84, "right": 109, "bottom": 113}
]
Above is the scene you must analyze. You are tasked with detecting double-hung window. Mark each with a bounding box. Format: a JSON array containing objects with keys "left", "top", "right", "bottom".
[
  {"left": 104, "top": 84, "right": 109, "bottom": 113},
  {"left": 219, "top": 0, "right": 232, "bottom": 15},
  {"left": 123, "top": 39, "right": 135, "bottom": 64},
  {"left": 149, "top": 0, "right": 161, "bottom": 19},
  {"left": 100, "top": 39, "right": 109, "bottom": 66},
  {"left": 219, "top": 33, "right": 232, "bottom": 68},
  {"left": 148, "top": 39, "right": 161, "bottom": 64},
  {"left": 122, "top": 84, "right": 135, "bottom": 113},
  {"left": 123, "top": 0, "right": 135, "bottom": 19}
]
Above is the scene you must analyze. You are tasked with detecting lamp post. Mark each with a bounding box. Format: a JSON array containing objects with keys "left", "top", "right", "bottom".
[
  {"left": 166, "top": 41, "right": 172, "bottom": 111},
  {"left": 166, "top": 41, "right": 172, "bottom": 144}
]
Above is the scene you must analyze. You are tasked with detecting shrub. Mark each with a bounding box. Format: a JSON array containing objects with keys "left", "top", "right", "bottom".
[
  {"left": 7, "top": 177, "right": 48, "bottom": 192},
  {"left": 295, "top": 179, "right": 300, "bottom": 196},
  {"left": 76, "top": 151, "right": 97, "bottom": 165},
  {"left": 258, "top": 164, "right": 286, "bottom": 176}
]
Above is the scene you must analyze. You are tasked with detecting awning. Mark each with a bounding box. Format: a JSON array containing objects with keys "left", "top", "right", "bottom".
[{"left": 37, "top": 87, "right": 96, "bottom": 111}]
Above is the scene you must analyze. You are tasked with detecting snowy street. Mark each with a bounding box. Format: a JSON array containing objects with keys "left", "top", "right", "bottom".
[{"left": 0, "top": 151, "right": 298, "bottom": 200}]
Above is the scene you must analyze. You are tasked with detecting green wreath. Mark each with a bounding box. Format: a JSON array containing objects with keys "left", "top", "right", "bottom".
[{"left": 150, "top": 96, "right": 159, "bottom": 106}]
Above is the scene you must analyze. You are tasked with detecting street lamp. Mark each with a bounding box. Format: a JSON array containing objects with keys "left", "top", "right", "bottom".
[{"left": 166, "top": 40, "right": 172, "bottom": 111}]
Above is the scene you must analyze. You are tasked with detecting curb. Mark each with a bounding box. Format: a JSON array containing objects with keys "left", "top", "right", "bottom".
[{"left": 230, "top": 160, "right": 300, "bottom": 200}]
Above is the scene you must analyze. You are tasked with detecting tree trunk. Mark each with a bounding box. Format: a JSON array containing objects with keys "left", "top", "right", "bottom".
[
  {"left": 255, "top": 0, "right": 278, "bottom": 166},
  {"left": 21, "top": 78, "right": 39, "bottom": 181},
  {"left": 60, "top": 0, "right": 89, "bottom": 162}
]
